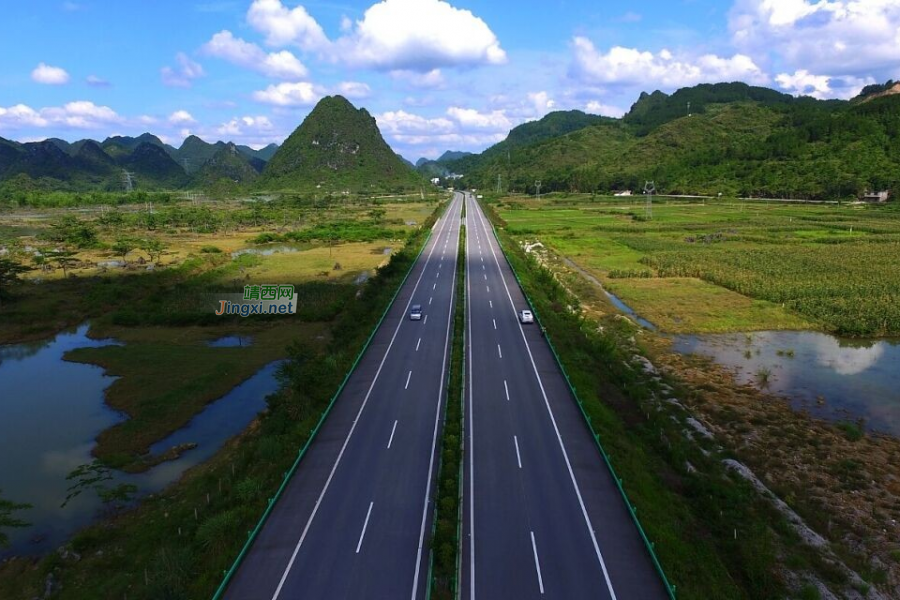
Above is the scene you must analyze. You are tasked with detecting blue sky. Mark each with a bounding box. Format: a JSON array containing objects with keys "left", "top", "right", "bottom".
[{"left": 1, "top": 0, "right": 899, "bottom": 160}]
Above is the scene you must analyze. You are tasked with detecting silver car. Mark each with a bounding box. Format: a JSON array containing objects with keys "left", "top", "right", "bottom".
[
  {"left": 410, "top": 304, "right": 423, "bottom": 321},
  {"left": 519, "top": 309, "right": 534, "bottom": 324}
]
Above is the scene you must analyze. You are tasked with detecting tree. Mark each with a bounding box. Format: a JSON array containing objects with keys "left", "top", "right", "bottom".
[
  {"left": 46, "top": 249, "right": 78, "bottom": 277},
  {"left": 0, "top": 257, "right": 30, "bottom": 305},
  {"left": 0, "top": 489, "right": 31, "bottom": 548},
  {"left": 141, "top": 238, "right": 167, "bottom": 264},
  {"left": 112, "top": 237, "right": 135, "bottom": 264},
  {"left": 369, "top": 208, "right": 386, "bottom": 224}
]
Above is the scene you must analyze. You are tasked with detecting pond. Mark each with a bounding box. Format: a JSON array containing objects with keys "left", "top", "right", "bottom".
[
  {"left": 0, "top": 325, "right": 280, "bottom": 557},
  {"left": 230, "top": 245, "right": 300, "bottom": 258},
  {"left": 671, "top": 331, "right": 900, "bottom": 436},
  {"left": 207, "top": 335, "right": 254, "bottom": 347}
]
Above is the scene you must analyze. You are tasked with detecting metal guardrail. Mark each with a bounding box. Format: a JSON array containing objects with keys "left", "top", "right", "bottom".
[
  {"left": 211, "top": 203, "right": 447, "bottom": 600},
  {"left": 484, "top": 207, "right": 678, "bottom": 600}
]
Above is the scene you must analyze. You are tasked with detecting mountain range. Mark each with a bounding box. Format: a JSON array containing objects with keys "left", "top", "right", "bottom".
[
  {"left": 431, "top": 81, "right": 900, "bottom": 200},
  {"left": 0, "top": 131, "right": 278, "bottom": 192}
]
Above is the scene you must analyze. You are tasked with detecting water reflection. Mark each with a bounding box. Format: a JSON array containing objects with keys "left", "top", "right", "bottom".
[
  {"left": 671, "top": 331, "right": 900, "bottom": 436},
  {"left": 0, "top": 325, "right": 280, "bottom": 557}
]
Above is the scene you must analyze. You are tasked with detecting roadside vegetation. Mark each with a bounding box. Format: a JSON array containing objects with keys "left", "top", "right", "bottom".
[{"left": 0, "top": 199, "right": 448, "bottom": 599}]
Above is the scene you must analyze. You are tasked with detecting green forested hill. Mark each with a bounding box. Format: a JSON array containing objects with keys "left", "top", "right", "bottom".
[
  {"left": 450, "top": 82, "right": 900, "bottom": 200},
  {"left": 257, "top": 95, "right": 420, "bottom": 193}
]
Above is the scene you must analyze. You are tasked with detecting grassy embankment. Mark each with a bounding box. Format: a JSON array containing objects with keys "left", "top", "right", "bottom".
[
  {"left": 481, "top": 200, "right": 862, "bottom": 599},
  {"left": 430, "top": 214, "right": 465, "bottom": 598},
  {"left": 496, "top": 193, "right": 900, "bottom": 336},
  {"left": 0, "top": 200, "right": 448, "bottom": 599}
]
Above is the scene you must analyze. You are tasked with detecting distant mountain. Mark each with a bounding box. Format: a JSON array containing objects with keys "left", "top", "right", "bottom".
[
  {"left": 257, "top": 95, "right": 419, "bottom": 192},
  {"left": 454, "top": 81, "right": 900, "bottom": 200},
  {"left": 102, "top": 133, "right": 175, "bottom": 157},
  {"left": 436, "top": 150, "right": 472, "bottom": 162},
  {"left": 117, "top": 142, "right": 189, "bottom": 189},
  {"left": 174, "top": 135, "right": 225, "bottom": 173},
  {"left": 192, "top": 142, "right": 259, "bottom": 187},
  {"left": 441, "top": 110, "right": 611, "bottom": 176},
  {"left": 855, "top": 80, "right": 900, "bottom": 104},
  {"left": 239, "top": 143, "right": 279, "bottom": 162}
]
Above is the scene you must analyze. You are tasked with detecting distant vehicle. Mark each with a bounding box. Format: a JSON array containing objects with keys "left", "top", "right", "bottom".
[
  {"left": 519, "top": 309, "right": 534, "bottom": 324},
  {"left": 410, "top": 304, "right": 423, "bottom": 321}
]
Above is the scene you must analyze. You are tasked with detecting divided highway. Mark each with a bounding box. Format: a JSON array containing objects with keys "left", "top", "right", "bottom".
[
  {"left": 462, "top": 193, "right": 669, "bottom": 599},
  {"left": 223, "top": 194, "right": 463, "bottom": 600}
]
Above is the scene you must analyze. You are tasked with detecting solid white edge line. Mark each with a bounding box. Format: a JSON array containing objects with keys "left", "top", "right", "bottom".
[
  {"left": 464, "top": 194, "right": 477, "bottom": 600},
  {"left": 388, "top": 420, "right": 398, "bottom": 449},
  {"left": 410, "top": 193, "right": 462, "bottom": 600},
  {"left": 473, "top": 198, "right": 619, "bottom": 600},
  {"left": 356, "top": 501, "right": 374, "bottom": 554},
  {"left": 269, "top": 195, "right": 458, "bottom": 600},
  {"left": 514, "top": 435, "right": 522, "bottom": 469},
  {"left": 530, "top": 531, "right": 545, "bottom": 595}
]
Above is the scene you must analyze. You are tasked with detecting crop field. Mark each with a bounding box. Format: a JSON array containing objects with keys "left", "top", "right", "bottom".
[{"left": 492, "top": 194, "right": 900, "bottom": 335}]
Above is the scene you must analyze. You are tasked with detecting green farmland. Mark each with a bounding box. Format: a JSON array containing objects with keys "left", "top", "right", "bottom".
[{"left": 492, "top": 194, "right": 900, "bottom": 336}]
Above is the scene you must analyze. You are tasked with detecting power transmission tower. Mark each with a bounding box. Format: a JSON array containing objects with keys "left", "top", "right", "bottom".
[
  {"left": 535, "top": 180, "right": 542, "bottom": 199},
  {"left": 497, "top": 173, "right": 502, "bottom": 193},
  {"left": 687, "top": 101, "right": 691, "bottom": 117},
  {"left": 122, "top": 170, "right": 135, "bottom": 193},
  {"left": 182, "top": 158, "right": 191, "bottom": 172},
  {"left": 643, "top": 180, "right": 656, "bottom": 220}
]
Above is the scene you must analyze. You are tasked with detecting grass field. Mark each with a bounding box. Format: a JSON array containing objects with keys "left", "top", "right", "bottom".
[{"left": 493, "top": 194, "right": 900, "bottom": 335}]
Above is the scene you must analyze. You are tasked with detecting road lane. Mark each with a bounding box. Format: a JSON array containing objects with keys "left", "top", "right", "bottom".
[
  {"left": 462, "top": 192, "right": 669, "bottom": 600},
  {"left": 224, "top": 194, "right": 463, "bottom": 600}
]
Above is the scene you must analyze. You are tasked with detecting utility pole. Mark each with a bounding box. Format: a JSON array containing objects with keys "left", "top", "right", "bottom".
[
  {"left": 643, "top": 181, "right": 656, "bottom": 220},
  {"left": 535, "top": 180, "right": 542, "bottom": 199}
]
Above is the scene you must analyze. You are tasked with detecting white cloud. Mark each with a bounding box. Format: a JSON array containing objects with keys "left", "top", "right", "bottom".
[
  {"left": 730, "top": 0, "right": 900, "bottom": 76},
  {"left": 169, "top": 110, "right": 196, "bottom": 125},
  {"left": 446, "top": 106, "right": 513, "bottom": 131},
  {"left": 138, "top": 115, "right": 159, "bottom": 125},
  {"left": 334, "top": 0, "right": 506, "bottom": 71},
  {"left": 570, "top": 37, "right": 769, "bottom": 89},
  {"left": 252, "top": 81, "right": 324, "bottom": 106},
  {"left": 390, "top": 68, "right": 445, "bottom": 89},
  {"left": 86, "top": 74, "right": 110, "bottom": 87},
  {"left": 336, "top": 81, "right": 372, "bottom": 99},
  {"left": 161, "top": 53, "right": 205, "bottom": 88},
  {"left": 377, "top": 110, "right": 455, "bottom": 136},
  {"left": 775, "top": 69, "right": 873, "bottom": 99},
  {"left": 247, "top": 0, "right": 329, "bottom": 51},
  {"left": 203, "top": 30, "right": 308, "bottom": 79},
  {"left": 585, "top": 101, "right": 626, "bottom": 118},
  {"left": 31, "top": 62, "right": 70, "bottom": 85},
  {"left": 0, "top": 104, "right": 49, "bottom": 129},
  {"left": 0, "top": 101, "right": 123, "bottom": 131},
  {"left": 217, "top": 115, "right": 274, "bottom": 137},
  {"left": 526, "top": 91, "right": 556, "bottom": 117}
]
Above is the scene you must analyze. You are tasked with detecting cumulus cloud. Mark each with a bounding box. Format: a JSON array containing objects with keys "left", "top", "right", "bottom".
[
  {"left": 217, "top": 115, "right": 274, "bottom": 137},
  {"left": 775, "top": 69, "right": 874, "bottom": 99},
  {"left": 247, "top": 0, "right": 329, "bottom": 51},
  {"left": 168, "top": 110, "right": 196, "bottom": 125},
  {"left": 161, "top": 53, "right": 205, "bottom": 88},
  {"left": 0, "top": 101, "right": 122, "bottom": 131},
  {"left": 252, "top": 81, "right": 324, "bottom": 106},
  {"left": 203, "top": 30, "right": 308, "bottom": 79},
  {"left": 584, "top": 101, "right": 626, "bottom": 118},
  {"left": 336, "top": 81, "right": 372, "bottom": 99},
  {"left": 730, "top": 0, "right": 900, "bottom": 76},
  {"left": 334, "top": 0, "right": 506, "bottom": 71},
  {"left": 31, "top": 62, "right": 70, "bottom": 85},
  {"left": 446, "top": 106, "right": 513, "bottom": 131},
  {"left": 570, "top": 37, "right": 769, "bottom": 89},
  {"left": 244, "top": 0, "right": 505, "bottom": 73}
]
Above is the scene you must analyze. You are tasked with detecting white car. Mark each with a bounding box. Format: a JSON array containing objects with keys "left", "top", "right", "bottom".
[
  {"left": 409, "top": 304, "right": 423, "bottom": 321},
  {"left": 519, "top": 309, "right": 534, "bottom": 324}
]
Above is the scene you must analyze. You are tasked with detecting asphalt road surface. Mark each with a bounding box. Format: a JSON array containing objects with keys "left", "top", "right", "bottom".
[
  {"left": 224, "top": 194, "right": 463, "bottom": 600},
  {"left": 461, "top": 193, "right": 670, "bottom": 600}
]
